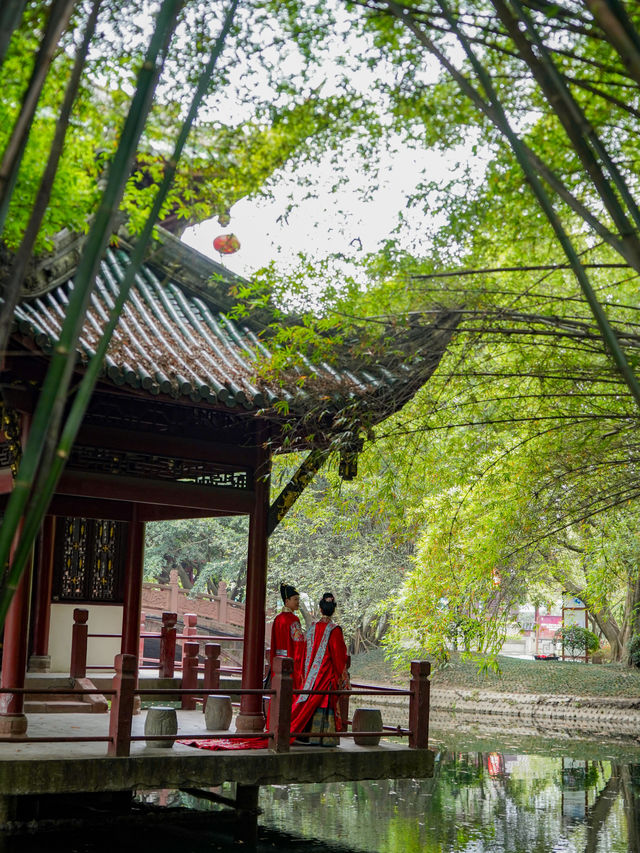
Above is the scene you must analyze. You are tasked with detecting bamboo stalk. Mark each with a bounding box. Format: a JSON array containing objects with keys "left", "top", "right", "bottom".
[
  {"left": 0, "top": 0, "right": 77, "bottom": 233},
  {"left": 584, "top": 0, "right": 640, "bottom": 88},
  {"left": 0, "top": 0, "right": 183, "bottom": 624},
  {"left": 0, "top": 0, "right": 240, "bottom": 625},
  {"left": 380, "top": 1, "right": 640, "bottom": 273},
  {"left": 0, "top": 0, "right": 103, "bottom": 362},
  {"left": 501, "top": 0, "right": 640, "bottom": 236},
  {"left": 0, "top": 0, "right": 27, "bottom": 66}
]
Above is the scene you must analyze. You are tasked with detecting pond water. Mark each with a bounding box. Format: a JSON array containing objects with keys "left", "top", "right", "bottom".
[{"left": 5, "top": 725, "right": 640, "bottom": 853}]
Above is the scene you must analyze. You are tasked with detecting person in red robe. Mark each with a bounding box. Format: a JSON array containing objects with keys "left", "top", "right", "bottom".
[
  {"left": 268, "top": 583, "right": 306, "bottom": 690},
  {"left": 289, "top": 592, "right": 349, "bottom": 746}
]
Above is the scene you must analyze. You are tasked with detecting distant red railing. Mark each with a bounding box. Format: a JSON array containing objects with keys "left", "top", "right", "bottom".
[
  {"left": 141, "top": 572, "right": 245, "bottom": 632},
  {"left": 70, "top": 608, "right": 249, "bottom": 686}
]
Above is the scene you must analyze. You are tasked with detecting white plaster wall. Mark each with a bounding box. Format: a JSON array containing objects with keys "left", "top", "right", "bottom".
[{"left": 49, "top": 603, "right": 123, "bottom": 673}]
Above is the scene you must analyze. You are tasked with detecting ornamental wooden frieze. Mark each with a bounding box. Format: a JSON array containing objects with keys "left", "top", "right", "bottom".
[
  {"left": 0, "top": 405, "right": 22, "bottom": 478},
  {"left": 83, "top": 396, "right": 254, "bottom": 442},
  {"left": 67, "top": 445, "right": 250, "bottom": 489}
]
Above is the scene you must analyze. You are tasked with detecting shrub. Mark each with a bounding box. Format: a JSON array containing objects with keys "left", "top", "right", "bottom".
[{"left": 554, "top": 625, "right": 600, "bottom": 657}]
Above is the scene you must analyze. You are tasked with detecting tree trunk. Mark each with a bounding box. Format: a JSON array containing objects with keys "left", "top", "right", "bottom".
[{"left": 622, "top": 567, "right": 640, "bottom": 665}]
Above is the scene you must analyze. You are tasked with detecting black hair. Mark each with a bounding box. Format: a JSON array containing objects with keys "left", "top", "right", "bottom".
[
  {"left": 319, "top": 592, "right": 336, "bottom": 617},
  {"left": 280, "top": 583, "right": 299, "bottom": 603}
]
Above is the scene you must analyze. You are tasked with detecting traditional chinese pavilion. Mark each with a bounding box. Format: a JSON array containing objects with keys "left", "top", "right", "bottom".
[{"left": 0, "top": 224, "right": 456, "bottom": 736}]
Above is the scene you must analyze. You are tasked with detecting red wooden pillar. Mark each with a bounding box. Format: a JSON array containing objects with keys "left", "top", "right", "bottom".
[
  {"left": 121, "top": 507, "right": 146, "bottom": 665},
  {"left": 0, "top": 528, "right": 33, "bottom": 735},
  {"left": 0, "top": 412, "right": 33, "bottom": 735},
  {"left": 236, "top": 436, "right": 271, "bottom": 732},
  {"left": 203, "top": 642, "right": 221, "bottom": 711},
  {"left": 181, "top": 641, "right": 199, "bottom": 710},
  {"left": 183, "top": 612, "right": 197, "bottom": 638},
  {"left": 28, "top": 514, "right": 55, "bottom": 672}
]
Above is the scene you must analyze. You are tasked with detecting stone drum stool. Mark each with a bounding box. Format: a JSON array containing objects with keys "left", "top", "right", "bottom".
[
  {"left": 144, "top": 706, "right": 178, "bottom": 748},
  {"left": 205, "top": 695, "right": 233, "bottom": 731},
  {"left": 352, "top": 707, "right": 383, "bottom": 746}
]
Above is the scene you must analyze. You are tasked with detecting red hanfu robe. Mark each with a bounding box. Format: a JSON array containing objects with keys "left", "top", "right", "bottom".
[
  {"left": 269, "top": 609, "right": 305, "bottom": 690},
  {"left": 289, "top": 618, "right": 348, "bottom": 735}
]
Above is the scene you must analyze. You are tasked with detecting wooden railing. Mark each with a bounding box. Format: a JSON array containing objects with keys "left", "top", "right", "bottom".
[
  {"left": 8, "top": 654, "right": 430, "bottom": 756},
  {"left": 70, "top": 608, "right": 246, "bottom": 685}
]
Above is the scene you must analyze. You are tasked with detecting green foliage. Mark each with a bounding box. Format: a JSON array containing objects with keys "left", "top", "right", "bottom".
[
  {"left": 268, "top": 461, "right": 411, "bottom": 652},
  {"left": 144, "top": 516, "right": 248, "bottom": 600}
]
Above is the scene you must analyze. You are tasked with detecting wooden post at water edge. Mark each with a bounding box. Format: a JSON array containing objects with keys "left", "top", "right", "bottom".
[
  {"left": 109, "top": 653, "right": 136, "bottom": 757},
  {"left": 408, "top": 660, "right": 430, "bottom": 749},
  {"left": 269, "top": 655, "right": 293, "bottom": 753},
  {"left": 70, "top": 607, "right": 89, "bottom": 678}
]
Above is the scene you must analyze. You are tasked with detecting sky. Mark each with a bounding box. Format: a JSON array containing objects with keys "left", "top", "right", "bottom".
[
  {"left": 182, "top": 140, "right": 455, "bottom": 280},
  {"left": 179, "top": 3, "right": 464, "bottom": 281}
]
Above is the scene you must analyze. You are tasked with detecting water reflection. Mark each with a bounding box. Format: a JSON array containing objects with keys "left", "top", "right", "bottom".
[
  {"left": 2, "top": 732, "right": 640, "bottom": 852},
  {"left": 259, "top": 738, "right": 640, "bottom": 852}
]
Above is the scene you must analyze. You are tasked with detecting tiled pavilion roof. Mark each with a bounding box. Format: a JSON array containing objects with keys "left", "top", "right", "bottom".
[{"left": 12, "top": 227, "right": 456, "bottom": 446}]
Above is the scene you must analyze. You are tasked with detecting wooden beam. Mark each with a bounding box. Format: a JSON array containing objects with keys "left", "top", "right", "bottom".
[
  {"left": 57, "top": 470, "right": 254, "bottom": 514},
  {"left": 46, "top": 496, "right": 135, "bottom": 521},
  {"left": 137, "top": 505, "right": 237, "bottom": 522},
  {"left": 75, "top": 424, "right": 258, "bottom": 468},
  {"left": 267, "top": 449, "right": 328, "bottom": 537},
  {"left": 0, "top": 490, "right": 248, "bottom": 521}
]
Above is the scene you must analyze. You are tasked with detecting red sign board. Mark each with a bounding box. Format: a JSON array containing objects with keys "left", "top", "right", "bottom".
[{"left": 538, "top": 615, "right": 561, "bottom": 639}]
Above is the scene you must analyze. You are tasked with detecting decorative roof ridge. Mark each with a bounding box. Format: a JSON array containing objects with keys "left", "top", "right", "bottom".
[{"left": 18, "top": 220, "right": 290, "bottom": 336}]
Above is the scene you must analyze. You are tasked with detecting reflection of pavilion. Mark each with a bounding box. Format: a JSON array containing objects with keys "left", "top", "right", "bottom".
[{"left": 0, "top": 226, "right": 453, "bottom": 829}]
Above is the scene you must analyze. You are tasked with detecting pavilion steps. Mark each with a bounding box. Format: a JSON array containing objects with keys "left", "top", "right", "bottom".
[{"left": 23, "top": 675, "right": 108, "bottom": 714}]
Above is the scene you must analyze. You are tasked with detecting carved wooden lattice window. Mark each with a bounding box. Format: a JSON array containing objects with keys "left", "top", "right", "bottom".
[{"left": 52, "top": 517, "right": 127, "bottom": 603}]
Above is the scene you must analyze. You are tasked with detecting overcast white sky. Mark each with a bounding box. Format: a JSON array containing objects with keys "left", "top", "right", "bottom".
[
  {"left": 182, "top": 140, "right": 456, "bottom": 279},
  {"left": 180, "top": 5, "right": 472, "bottom": 280}
]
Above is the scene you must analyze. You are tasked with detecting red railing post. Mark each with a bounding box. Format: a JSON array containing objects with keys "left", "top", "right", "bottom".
[
  {"left": 70, "top": 608, "right": 88, "bottom": 678},
  {"left": 203, "top": 643, "right": 221, "bottom": 712},
  {"left": 338, "top": 654, "right": 351, "bottom": 732},
  {"left": 181, "top": 641, "right": 199, "bottom": 710},
  {"left": 159, "top": 611, "right": 177, "bottom": 677},
  {"left": 108, "top": 653, "right": 137, "bottom": 757},
  {"left": 183, "top": 613, "right": 197, "bottom": 637},
  {"left": 269, "top": 655, "right": 292, "bottom": 753},
  {"left": 408, "top": 660, "right": 430, "bottom": 749}
]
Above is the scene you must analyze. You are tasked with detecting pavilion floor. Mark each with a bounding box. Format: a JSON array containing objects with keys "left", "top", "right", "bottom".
[{"left": 0, "top": 709, "right": 434, "bottom": 798}]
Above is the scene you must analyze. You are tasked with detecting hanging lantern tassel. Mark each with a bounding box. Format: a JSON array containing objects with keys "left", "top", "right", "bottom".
[{"left": 213, "top": 233, "right": 240, "bottom": 255}]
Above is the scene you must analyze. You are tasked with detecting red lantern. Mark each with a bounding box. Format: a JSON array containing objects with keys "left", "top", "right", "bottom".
[{"left": 213, "top": 233, "right": 240, "bottom": 255}]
